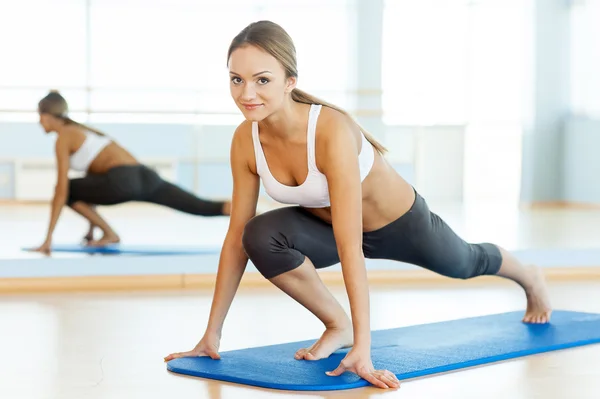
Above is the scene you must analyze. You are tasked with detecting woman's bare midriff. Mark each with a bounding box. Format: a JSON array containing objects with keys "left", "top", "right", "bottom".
[
  {"left": 86, "top": 142, "right": 139, "bottom": 174},
  {"left": 303, "top": 152, "right": 416, "bottom": 232}
]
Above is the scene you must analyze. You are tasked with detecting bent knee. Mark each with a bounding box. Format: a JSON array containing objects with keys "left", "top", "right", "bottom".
[
  {"left": 241, "top": 215, "right": 271, "bottom": 258},
  {"left": 241, "top": 213, "right": 304, "bottom": 279}
]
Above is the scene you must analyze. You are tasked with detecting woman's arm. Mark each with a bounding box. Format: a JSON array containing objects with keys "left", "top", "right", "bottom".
[
  {"left": 205, "top": 124, "right": 260, "bottom": 337},
  {"left": 319, "top": 116, "right": 400, "bottom": 389},
  {"left": 165, "top": 122, "right": 259, "bottom": 361},
  {"left": 318, "top": 118, "right": 370, "bottom": 349},
  {"left": 42, "top": 137, "right": 71, "bottom": 246}
]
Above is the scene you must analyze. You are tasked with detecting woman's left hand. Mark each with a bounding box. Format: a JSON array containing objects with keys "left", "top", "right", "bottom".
[
  {"left": 326, "top": 347, "right": 400, "bottom": 389},
  {"left": 33, "top": 239, "right": 52, "bottom": 255}
]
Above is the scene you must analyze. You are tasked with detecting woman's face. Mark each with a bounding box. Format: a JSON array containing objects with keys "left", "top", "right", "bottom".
[
  {"left": 228, "top": 45, "right": 296, "bottom": 122},
  {"left": 38, "top": 111, "right": 55, "bottom": 133}
]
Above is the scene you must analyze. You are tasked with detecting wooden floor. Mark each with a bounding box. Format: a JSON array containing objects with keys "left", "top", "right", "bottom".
[
  {"left": 2, "top": 279, "right": 600, "bottom": 399},
  {"left": 2, "top": 200, "right": 600, "bottom": 398}
]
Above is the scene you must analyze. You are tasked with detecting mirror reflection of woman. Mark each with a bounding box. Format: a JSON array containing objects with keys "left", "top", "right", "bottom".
[{"left": 33, "top": 90, "right": 231, "bottom": 254}]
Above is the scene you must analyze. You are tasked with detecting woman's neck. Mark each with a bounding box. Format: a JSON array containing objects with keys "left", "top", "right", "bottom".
[
  {"left": 258, "top": 100, "right": 310, "bottom": 141},
  {"left": 55, "top": 123, "right": 80, "bottom": 136}
]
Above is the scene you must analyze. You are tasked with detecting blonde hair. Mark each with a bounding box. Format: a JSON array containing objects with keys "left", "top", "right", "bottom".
[
  {"left": 38, "top": 90, "right": 107, "bottom": 137},
  {"left": 227, "top": 20, "right": 387, "bottom": 154}
]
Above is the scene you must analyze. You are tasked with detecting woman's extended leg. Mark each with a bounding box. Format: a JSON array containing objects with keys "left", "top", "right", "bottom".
[
  {"left": 67, "top": 165, "right": 231, "bottom": 245},
  {"left": 494, "top": 247, "right": 552, "bottom": 323},
  {"left": 144, "top": 179, "right": 230, "bottom": 216},
  {"left": 242, "top": 207, "right": 353, "bottom": 360},
  {"left": 362, "top": 190, "right": 552, "bottom": 323}
]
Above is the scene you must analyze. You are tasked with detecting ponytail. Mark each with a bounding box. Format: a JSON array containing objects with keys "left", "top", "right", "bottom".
[
  {"left": 290, "top": 88, "right": 387, "bottom": 154},
  {"left": 39, "top": 90, "right": 109, "bottom": 137},
  {"left": 59, "top": 116, "right": 108, "bottom": 137}
]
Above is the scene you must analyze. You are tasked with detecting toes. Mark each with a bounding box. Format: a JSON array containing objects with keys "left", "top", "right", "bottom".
[
  {"left": 523, "top": 313, "right": 551, "bottom": 324},
  {"left": 294, "top": 349, "right": 307, "bottom": 360},
  {"left": 295, "top": 348, "right": 318, "bottom": 360},
  {"left": 540, "top": 313, "right": 550, "bottom": 324}
]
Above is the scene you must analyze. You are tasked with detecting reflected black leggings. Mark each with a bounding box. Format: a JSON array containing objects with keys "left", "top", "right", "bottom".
[{"left": 66, "top": 165, "right": 226, "bottom": 217}]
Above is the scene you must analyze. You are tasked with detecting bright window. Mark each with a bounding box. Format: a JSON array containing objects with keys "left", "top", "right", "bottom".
[
  {"left": 0, "top": 0, "right": 87, "bottom": 87},
  {"left": 0, "top": 0, "right": 356, "bottom": 122},
  {"left": 570, "top": 0, "right": 600, "bottom": 117},
  {"left": 382, "top": 0, "right": 468, "bottom": 125}
]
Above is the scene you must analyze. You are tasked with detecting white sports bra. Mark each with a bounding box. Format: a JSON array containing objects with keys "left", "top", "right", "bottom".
[
  {"left": 251, "top": 104, "right": 375, "bottom": 208},
  {"left": 70, "top": 131, "right": 112, "bottom": 172}
]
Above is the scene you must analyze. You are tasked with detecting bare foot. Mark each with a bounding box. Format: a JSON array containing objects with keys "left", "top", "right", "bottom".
[
  {"left": 87, "top": 234, "right": 120, "bottom": 247},
  {"left": 295, "top": 325, "right": 354, "bottom": 361},
  {"left": 522, "top": 265, "right": 552, "bottom": 324},
  {"left": 83, "top": 229, "right": 95, "bottom": 243}
]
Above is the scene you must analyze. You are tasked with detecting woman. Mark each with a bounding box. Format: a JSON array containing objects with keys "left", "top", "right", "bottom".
[
  {"left": 165, "top": 21, "right": 551, "bottom": 389},
  {"left": 33, "top": 91, "right": 231, "bottom": 254}
]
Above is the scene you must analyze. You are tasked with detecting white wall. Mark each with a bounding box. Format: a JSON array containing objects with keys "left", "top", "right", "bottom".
[
  {"left": 2, "top": 0, "right": 597, "bottom": 207},
  {"left": 385, "top": 125, "right": 466, "bottom": 203}
]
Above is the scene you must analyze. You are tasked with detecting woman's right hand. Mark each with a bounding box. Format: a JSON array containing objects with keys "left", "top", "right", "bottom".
[
  {"left": 164, "top": 332, "right": 221, "bottom": 362},
  {"left": 163, "top": 123, "right": 257, "bottom": 365}
]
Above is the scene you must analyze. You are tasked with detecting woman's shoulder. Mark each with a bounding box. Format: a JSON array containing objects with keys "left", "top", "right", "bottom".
[
  {"left": 231, "top": 120, "right": 256, "bottom": 158},
  {"left": 57, "top": 125, "right": 84, "bottom": 148},
  {"left": 315, "top": 106, "right": 359, "bottom": 143},
  {"left": 232, "top": 119, "right": 253, "bottom": 143}
]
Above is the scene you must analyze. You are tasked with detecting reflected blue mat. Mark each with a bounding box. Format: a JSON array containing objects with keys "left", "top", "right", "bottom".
[
  {"left": 166, "top": 310, "right": 600, "bottom": 391},
  {"left": 22, "top": 243, "right": 220, "bottom": 255}
]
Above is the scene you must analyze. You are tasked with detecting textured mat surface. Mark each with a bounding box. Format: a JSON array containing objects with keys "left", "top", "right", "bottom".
[{"left": 167, "top": 310, "right": 600, "bottom": 391}]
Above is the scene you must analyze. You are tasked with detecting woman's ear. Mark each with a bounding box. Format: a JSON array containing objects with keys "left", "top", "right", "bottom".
[{"left": 285, "top": 76, "right": 297, "bottom": 93}]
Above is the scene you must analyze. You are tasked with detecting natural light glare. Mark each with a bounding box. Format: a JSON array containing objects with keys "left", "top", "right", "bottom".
[
  {"left": 570, "top": 0, "right": 600, "bottom": 117},
  {"left": 381, "top": 0, "right": 530, "bottom": 205},
  {"left": 88, "top": 1, "right": 257, "bottom": 90},
  {"left": 0, "top": 0, "right": 355, "bottom": 121},
  {"left": 0, "top": 89, "right": 88, "bottom": 112},
  {"left": 466, "top": 0, "right": 528, "bottom": 124},
  {"left": 0, "top": 0, "right": 87, "bottom": 87},
  {"left": 464, "top": 0, "right": 530, "bottom": 206},
  {"left": 258, "top": 5, "right": 354, "bottom": 95},
  {"left": 382, "top": 0, "right": 469, "bottom": 125}
]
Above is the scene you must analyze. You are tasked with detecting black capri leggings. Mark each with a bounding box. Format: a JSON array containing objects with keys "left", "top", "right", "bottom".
[
  {"left": 242, "top": 189, "right": 503, "bottom": 279},
  {"left": 66, "top": 164, "right": 226, "bottom": 217}
]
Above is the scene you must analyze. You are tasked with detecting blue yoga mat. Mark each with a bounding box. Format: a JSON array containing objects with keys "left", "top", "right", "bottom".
[
  {"left": 23, "top": 243, "right": 220, "bottom": 255},
  {"left": 166, "top": 310, "right": 600, "bottom": 391}
]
